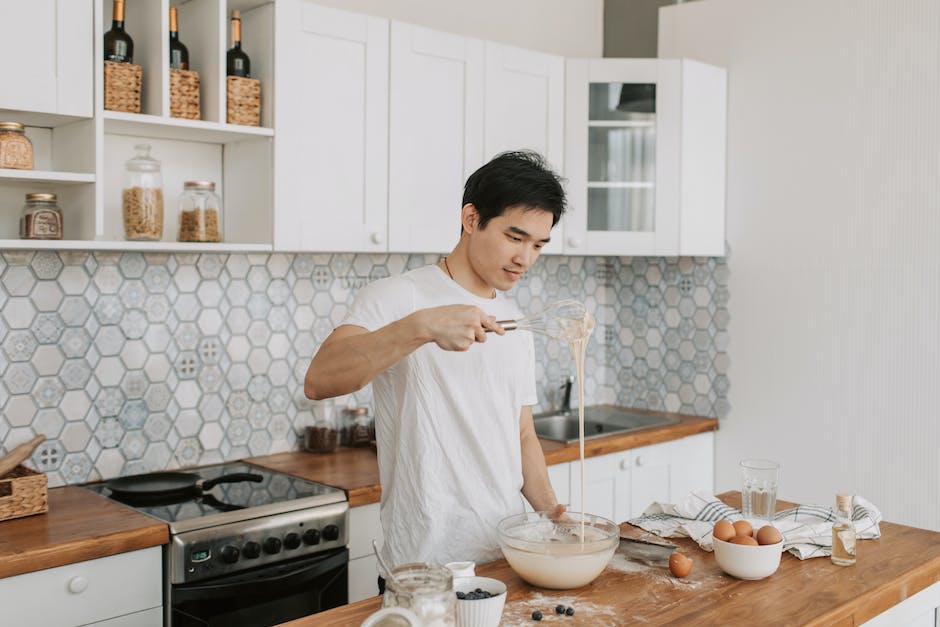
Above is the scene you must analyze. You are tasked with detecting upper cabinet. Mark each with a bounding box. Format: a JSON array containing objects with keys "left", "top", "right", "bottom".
[
  {"left": 274, "top": 1, "right": 389, "bottom": 252},
  {"left": 387, "top": 22, "right": 485, "bottom": 254},
  {"left": 0, "top": 0, "right": 94, "bottom": 121},
  {"left": 564, "top": 58, "right": 727, "bottom": 257}
]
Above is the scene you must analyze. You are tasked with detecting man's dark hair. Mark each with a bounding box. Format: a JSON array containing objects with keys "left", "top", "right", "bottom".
[{"left": 462, "top": 150, "right": 566, "bottom": 231}]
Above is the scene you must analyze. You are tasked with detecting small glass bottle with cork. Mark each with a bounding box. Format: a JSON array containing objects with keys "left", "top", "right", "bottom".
[{"left": 831, "top": 493, "right": 857, "bottom": 566}]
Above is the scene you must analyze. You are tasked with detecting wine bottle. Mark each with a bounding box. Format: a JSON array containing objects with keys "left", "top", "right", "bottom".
[
  {"left": 169, "top": 6, "right": 189, "bottom": 70},
  {"left": 226, "top": 10, "right": 251, "bottom": 77},
  {"left": 104, "top": 0, "right": 134, "bottom": 63}
]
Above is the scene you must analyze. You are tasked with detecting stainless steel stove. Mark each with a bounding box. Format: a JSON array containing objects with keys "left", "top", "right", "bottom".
[{"left": 85, "top": 461, "right": 350, "bottom": 626}]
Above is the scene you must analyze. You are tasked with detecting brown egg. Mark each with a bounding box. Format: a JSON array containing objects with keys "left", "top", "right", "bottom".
[
  {"left": 756, "top": 525, "right": 783, "bottom": 545},
  {"left": 729, "top": 534, "right": 759, "bottom": 546},
  {"left": 668, "top": 552, "right": 694, "bottom": 577},
  {"left": 712, "top": 520, "right": 736, "bottom": 542},
  {"left": 732, "top": 520, "right": 753, "bottom": 538}
]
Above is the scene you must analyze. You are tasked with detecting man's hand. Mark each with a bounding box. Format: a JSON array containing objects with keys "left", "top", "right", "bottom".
[{"left": 413, "top": 305, "right": 504, "bottom": 351}]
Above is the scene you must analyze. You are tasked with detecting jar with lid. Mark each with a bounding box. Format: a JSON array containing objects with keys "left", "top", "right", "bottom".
[
  {"left": 178, "top": 181, "right": 222, "bottom": 242},
  {"left": 0, "top": 122, "right": 34, "bottom": 170},
  {"left": 20, "top": 193, "right": 63, "bottom": 239},
  {"left": 304, "top": 399, "right": 338, "bottom": 454},
  {"left": 122, "top": 143, "right": 163, "bottom": 240},
  {"left": 382, "top": 563, "right": 456, "bottom": 626},
  {"left": 345, "top": 407, "right": 374, "bottom": 447}
]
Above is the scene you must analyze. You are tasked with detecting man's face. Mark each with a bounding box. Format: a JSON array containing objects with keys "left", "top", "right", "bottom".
[{"left": 466, "top": 205, "right": 554, "bottom": 292}]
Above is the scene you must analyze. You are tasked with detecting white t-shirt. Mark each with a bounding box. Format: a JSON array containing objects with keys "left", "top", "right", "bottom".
[{"left": 342, "top": 264, "right": 538, "bottom": 568}]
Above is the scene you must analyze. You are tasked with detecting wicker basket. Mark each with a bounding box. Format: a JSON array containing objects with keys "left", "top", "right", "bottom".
[
  {"left": 170, "top": 69, "right": 201, "bottom": 120},
  {"left": 226, "top": 76, "right": 261, "bottom": 126},
  {"left": 0, "top": 465, "right": 48, "bottom": 522},
  {"left": 104, "top": 61, "right": 143, "bottom": 114}
]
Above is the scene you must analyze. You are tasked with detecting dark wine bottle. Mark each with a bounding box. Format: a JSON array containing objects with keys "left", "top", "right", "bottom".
[
  {"left": 104, "top": 0, "right": 134, "bottom": 63},
  {"left": 169, "top": 6, "right": 189, "bottom": 70},
  {"left": 226, "top": 10, "right": 251, "bottom": 77}
]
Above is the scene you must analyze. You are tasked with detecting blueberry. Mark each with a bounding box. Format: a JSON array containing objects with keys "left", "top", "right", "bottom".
[
  {"left": 566, "top": 606, "right": 575, "bottom": 616},
  {"left": 532, "top": 610, "right": 543, "bottom": 620},
  {"left": 556, "top": 604, "right": 566, "bottom": 614},
  {"left": 456, "top": 591, "right": 466, "bottom": 600},
  {"left": 475, "top": 588, "right": 483, "bottom": 593}
]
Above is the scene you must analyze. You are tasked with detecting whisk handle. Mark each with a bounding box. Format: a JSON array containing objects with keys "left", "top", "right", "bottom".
[{"left": 487, "top": 319, "right": 519, "bottom": 332}]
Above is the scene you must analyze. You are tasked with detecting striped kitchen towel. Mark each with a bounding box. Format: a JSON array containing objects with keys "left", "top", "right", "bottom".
[{"left": 626, "top": 490, "right": 883, "bottom": 559}]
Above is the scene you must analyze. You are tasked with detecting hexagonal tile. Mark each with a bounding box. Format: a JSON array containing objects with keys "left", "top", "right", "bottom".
[
  {"left": 30, "top": 281, "right": 64, "bottom": 312},
  {"left": 175, "top": 437, "right": 203, "bottom": 467},
  {"left": 33, "top": 439, "right": 64, "bottom": 471},
  {"left": 95, "top": 387, "right": 125, "bottom": 418},
  {"left": 4, "top": 265, "right": 36, "bottom": 296},
  {"left": 60, "top": 390, "right": 91, "bottom": 422},
  {"left": 34, "top": 377, "right": 65, "bottom": 408},
  {"left": 95, "top": 417, "right": 123, "bottom": 448},
  {"left": 3, "top": 297, "right": 36, "bottom": 329},
  {"left": 34, "top": 408, "right": 65, "bottom": 438},
  {"left": 32, "top": 312, "right": 65, "bottom": 344},
  {"left": 6, "top": 362, "right": 37, "bottom": 394},
  {"left": 3, "top": 330, "right": 37, "bottom": 362}
]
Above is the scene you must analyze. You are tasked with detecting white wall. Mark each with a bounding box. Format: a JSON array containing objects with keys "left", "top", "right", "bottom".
[
  {"left": 307, "top": 0, "right": 603, "bottom": 57},
  {"left": 660, "top": 0, "right": 940, "bottom": 532}
]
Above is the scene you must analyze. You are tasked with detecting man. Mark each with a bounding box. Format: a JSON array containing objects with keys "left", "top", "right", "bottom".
[{"left": 305, "top": 151, "right": 567, "bottom": 585}]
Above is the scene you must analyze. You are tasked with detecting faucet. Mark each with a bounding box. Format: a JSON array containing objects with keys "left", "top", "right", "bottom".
[{"left": 559, "top": 375, "right": 574, "bottom": 414}]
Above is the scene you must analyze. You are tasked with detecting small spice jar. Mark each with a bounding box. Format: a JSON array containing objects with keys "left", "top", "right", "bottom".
[
  {"left": 0, "top": 122, "right": 34, "bottom": 170},
  {"left": 20, "top": 193, "right": 63, "bottom": 239},
  {"left": 178, "top": 181, "right": 222, "bottom": 242},
  {"left": 345, "top": 407, "right": 374, "bottom": 447},
  {"left": 122, "top": 144, "right": 164, "bottom": 240}
]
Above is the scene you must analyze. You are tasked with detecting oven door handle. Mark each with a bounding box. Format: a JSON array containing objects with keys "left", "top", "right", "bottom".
[{"left": 174, "top": 548, "right": 348, "bottom": 600}]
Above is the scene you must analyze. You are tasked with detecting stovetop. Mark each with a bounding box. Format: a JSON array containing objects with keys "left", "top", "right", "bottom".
[{"left": 84, "top": 461, "right": 347, "bottom": 533}]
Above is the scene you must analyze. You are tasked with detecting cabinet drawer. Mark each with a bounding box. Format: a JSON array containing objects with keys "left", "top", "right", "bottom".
[
  {"left": 348, "top": 502, "right": 383, "bottom": 560},
  {"left": 0, "top": 547, "right": 162, "bottom": 627},
  {"left": 348, "top": 554, "right": 380, "bottom": 604}
]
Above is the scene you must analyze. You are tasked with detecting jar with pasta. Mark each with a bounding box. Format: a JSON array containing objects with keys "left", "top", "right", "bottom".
[
  {"left": 177, "top": 180, "right": 222, "bottom": 242},
  {"left": 122, "top": 143, "right": 163, "bottom": 240}
]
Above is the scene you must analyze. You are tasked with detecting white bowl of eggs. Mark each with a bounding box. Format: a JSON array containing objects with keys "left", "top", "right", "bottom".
[{"left": 711, "top": 519, "right": 784, "bottom": 580}]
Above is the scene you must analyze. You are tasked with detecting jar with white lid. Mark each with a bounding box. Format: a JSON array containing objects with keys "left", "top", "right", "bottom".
[{"left": 178, "top": 180, "right": 222, "bottom": 242}]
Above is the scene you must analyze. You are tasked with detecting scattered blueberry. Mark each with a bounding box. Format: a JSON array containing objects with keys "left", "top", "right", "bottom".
[
  {"left": 456, "top": 591, "right": 466, "bottom": 600},
  {"left": 556, "top": 604, "right": 566, "bottom": 614},
  {"left": 532, "top": 610, "right": 543, "bottom": 621},
  {"left": 566, "top": 606, "right": 575, "bottom": 616}
]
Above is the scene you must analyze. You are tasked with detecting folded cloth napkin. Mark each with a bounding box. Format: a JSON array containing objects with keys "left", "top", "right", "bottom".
[{"left": 627, "top": 490, "right": 883, "bottom": 559}]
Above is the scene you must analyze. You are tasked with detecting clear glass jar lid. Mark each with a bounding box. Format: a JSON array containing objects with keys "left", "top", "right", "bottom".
[{"left": 126, "top": 143, "right": 161, "bottom": 172}]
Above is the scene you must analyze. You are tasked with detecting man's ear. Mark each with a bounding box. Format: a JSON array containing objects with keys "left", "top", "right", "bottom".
[{"left": 461, "top": 203, "right": 479, "bottom": 234}]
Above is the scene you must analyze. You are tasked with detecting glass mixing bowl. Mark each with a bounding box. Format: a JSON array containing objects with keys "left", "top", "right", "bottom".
[{"left": 496, "top": 511, "right": 619, "bottom": 589}]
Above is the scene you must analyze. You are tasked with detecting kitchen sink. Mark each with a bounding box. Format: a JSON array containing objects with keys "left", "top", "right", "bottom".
[{"left": 533, "top": 406, "right": 678, "bottom": 443}]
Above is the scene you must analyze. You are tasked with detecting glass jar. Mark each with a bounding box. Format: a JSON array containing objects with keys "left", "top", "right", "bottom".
[
  {"left": 346, "top": 407, "right": 374, "bottom": 447},
  {"left": 304, "top": 399, "right": 337, "bottom": 454},
  {"left": 0, "top": 122, "right": 34, "bottom": 170},
  {"left": 178, "top": 180, "right": 222, "bottom": 242},
  {"left": 122, "top": 144, "right": 164, "bottom": 240},
  {"left": 20, "top": 193, "right": 63, "bottom": 239},
  {"left": 382, "top": 564, "right": 456, "bottom": 627}
]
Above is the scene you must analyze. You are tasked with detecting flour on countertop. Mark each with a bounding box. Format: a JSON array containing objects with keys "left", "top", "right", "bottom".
[
  {"left": 500, "top": 592, "right": 619, "bottom": 626},
  {"left": 606, "top": 552, "right": 703, "bottom": 589}
]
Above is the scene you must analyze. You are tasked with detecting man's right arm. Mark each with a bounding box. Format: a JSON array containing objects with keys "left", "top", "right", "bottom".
[{"left": 304, "top": 304, "right": 504, "bottom": 400}]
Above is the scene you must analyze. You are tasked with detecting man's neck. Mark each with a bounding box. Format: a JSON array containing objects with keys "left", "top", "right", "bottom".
[{"left": 440, "top": 246, "right": 496, "bottom": 299}]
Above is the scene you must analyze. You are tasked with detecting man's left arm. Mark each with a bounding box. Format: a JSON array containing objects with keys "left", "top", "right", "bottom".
[{"left": 519, "top": 406, "right": 565, "bottom": 516}]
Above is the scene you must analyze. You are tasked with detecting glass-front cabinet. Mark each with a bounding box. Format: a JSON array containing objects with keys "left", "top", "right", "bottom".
[{"left": 564, "top": 58, "right": 726, "bottom": 256}]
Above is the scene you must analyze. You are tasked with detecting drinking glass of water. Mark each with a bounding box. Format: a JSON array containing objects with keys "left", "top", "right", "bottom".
[{"left": 740, "top": 459, "right": 779, "bottom": 521}]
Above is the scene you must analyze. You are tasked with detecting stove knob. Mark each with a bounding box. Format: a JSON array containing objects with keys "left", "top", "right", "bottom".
[
  {"left": 220, "top": 545, "right": 240, "bottom": 564},
  {"left": 302, "top": 529, "right": 321, "bottom": 545},
  {"left": 323, "top": 524, "right": 340, "bottom": 541},
  {"left": 284, "top": 533, "right": 301, "bottom": 550},
  {"left": 263, "top": 537, "right": 282, "bottom": 555},
  {"left": 242, "top": 541, "right": 261, "bottom": 559}
]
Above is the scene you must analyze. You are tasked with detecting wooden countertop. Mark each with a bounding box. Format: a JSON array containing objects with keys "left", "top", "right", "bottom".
[
  {"left": 248, "top": 411, "right": 718, "bottom": 507},
  {"left": 0, "top": 486, "right": 169, "bottom": 579},
  {"left": 285, "top": 493, "right": 940, "bottom": 626}
]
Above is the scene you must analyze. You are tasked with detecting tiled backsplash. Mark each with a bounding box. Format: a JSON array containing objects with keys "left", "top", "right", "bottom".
[{"left": 0, "top": 250, "right": 729, "bottom": 486}]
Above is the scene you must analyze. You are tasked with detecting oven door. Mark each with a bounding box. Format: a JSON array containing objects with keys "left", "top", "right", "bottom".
[{"left": 171, "top": 547, "right": 348, "bottom": 627}]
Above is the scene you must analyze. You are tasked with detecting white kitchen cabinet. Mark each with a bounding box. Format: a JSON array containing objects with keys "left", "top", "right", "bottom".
[
  {"left": 388, "top": 21, "right": 485, "bottom": 253},
  {"left": 0, "top": 546, "right": 162, "bottom": 627},
  {"left": 567, "top": 432, "right": 714, "bottom": 522},
  {"left": 0, "top": 0, "right": 93, "bottom": 121},
  {"left": 274, "top": 1, "right": 389, "bottom": 252},
  {"left": 524, "top": 460, "right": 571, "bottom": 513},
  {"left": 564, "top": 58, "right": 726, "bottom": 256},
  {"left": 348, "top": 502, "right": 383, "bottom": 603}
]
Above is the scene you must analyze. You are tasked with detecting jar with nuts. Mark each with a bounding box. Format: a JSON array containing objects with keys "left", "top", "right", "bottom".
[
  {"left": 177, "top": 180, "right": 222, "bottom": 242},
  {"left": 122, "top": 144, "right": 164, "bottom": 240}
]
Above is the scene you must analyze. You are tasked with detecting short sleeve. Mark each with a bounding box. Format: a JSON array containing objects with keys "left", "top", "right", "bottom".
[{"left": 342, "top": 274, "right": 414, "bottom": 332}]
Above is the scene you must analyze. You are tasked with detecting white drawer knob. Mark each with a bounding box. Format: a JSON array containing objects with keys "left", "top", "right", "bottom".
[
  {"left": 68, "top": 576, "right": 88, "bottom": 594},
  {"left": 566, "top": 237, "right": 581, "bottom": 248},
  {"left": 636, "top": 455, "right": 647, "bottom": 467},
  {"left": 619, "top": 458, "right": 630, "bottom": 471},
  {"left": 370, "top": 232, "right": 384, "bottom": 245}
]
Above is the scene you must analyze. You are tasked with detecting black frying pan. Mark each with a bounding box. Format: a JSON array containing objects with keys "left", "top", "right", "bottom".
[{"left": 105, "top": 471, "right": 263, "bottom": 500}]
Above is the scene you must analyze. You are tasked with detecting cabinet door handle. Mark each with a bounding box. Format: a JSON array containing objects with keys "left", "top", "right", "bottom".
[
  {"left": 635, "top": 455, "right": 647, "bottom": 467},
  {"left": 619, "top": 458, "right": 630, "bottom": 471},
  {"left": 370, "top": 232, "right": 384, "bottom": 245},
  {"left": 566, "top": 236, "right": 581, "bottom": 248},
  {"left": 68, "top": 576, "right": 88, "bottom": 594}
]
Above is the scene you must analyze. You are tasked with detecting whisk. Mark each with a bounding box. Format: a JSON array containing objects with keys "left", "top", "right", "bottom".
[{"left": 493, "top": 299, "right": 594, "bottom": 341}]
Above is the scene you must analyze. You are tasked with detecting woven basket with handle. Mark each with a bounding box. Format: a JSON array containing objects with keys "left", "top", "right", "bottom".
[
  {"left": 226, "top": 76, "right": 261, "bottom": 126},
  {"left": 0, "top": 465, "right": 48, "bottom": 522},
  {"left": 104, "top": 61, "right": 143, "bottom": 113},
  {"left": 170, "top": 69, "right": 201, "bottom": 120}
]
